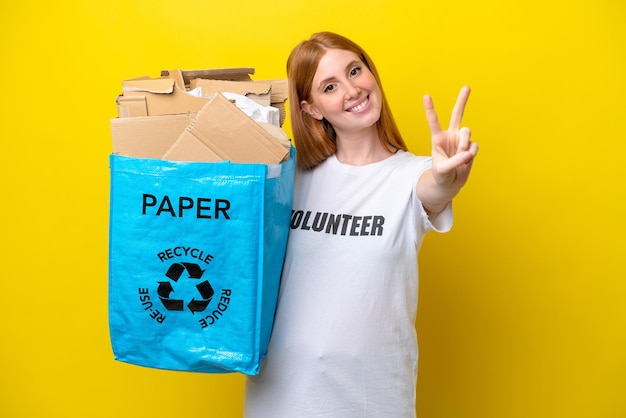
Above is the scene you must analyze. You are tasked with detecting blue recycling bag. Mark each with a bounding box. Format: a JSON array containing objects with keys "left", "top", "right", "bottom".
[{"left": 108, "top": 147, "right": 295, "bottom": 375}]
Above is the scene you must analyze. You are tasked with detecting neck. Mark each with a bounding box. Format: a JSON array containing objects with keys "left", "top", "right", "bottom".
[{"left": 335, "top": 128, "right": 394, "bottom": 166}]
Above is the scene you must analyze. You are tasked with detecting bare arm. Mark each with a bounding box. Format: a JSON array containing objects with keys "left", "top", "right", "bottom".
[{"left": 417, "top": 86, "right": 479, "bottom": 215}]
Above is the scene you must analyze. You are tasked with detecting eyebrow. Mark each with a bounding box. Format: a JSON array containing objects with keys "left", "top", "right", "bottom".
[{"left": 317, "top": 60, "right": 361, "bottom": 90}]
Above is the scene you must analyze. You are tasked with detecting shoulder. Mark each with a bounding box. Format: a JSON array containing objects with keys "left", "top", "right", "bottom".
[
  {"left": 388, "top": 150, "right": 431, "bottom": 174},
  {"left": 394, "top": 149, "right": 429, "bottom": 163}
]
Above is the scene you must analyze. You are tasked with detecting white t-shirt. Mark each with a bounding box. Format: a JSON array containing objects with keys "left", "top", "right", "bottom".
[{"left": 244, "top": 150, "right": 452, "bottom": 418}]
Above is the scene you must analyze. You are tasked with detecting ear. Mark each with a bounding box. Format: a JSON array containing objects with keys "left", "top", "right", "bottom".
[{"left": 300, "top": 100, "right": 324, "bottom": 120}]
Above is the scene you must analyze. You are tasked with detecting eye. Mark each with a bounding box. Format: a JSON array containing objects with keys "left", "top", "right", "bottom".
[
  {"left": 323, "top": 84, "right": 336, "bottom": 93},
  {"left": 349, "top": 66, "right": 362, "bottom": 77}
]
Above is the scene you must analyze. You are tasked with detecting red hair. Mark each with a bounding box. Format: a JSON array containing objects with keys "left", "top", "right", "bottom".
[{"left": 286, "top": 32, "right": 407, "bottom": 170}]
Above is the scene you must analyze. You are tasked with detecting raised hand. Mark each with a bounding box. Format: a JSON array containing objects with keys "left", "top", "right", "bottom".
[{"left": 423, "top": 86, "right": 478, "bottom": 191}]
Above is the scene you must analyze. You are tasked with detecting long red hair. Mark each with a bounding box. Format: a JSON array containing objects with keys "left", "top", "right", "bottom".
[{"left": 286, "top": 32, "right": 407, "bottom": 170}]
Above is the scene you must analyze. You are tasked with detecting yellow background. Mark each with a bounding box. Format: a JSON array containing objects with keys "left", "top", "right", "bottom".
[{"left": 1, "top": 0, "right": 624, "bottom": 417}]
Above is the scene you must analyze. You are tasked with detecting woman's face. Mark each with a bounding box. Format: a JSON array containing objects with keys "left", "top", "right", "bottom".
[{"left": 302, "top": 48, "right": 382, "bottom": 138}]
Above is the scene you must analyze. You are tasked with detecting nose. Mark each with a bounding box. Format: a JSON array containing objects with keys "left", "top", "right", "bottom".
[{"left": 344, "top": 81, "right": 360, "bottom": 99}]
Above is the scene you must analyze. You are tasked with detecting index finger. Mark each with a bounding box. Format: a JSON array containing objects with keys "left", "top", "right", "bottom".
[
  {"left": 449, "top": 86, "right": 471, "bottom": 130},
  {"left": 423, "top": 94, "right": 442, "bottom": 135}
]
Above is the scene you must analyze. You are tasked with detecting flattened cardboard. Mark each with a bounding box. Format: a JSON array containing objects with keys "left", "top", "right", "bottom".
[
  {"left": 161, "top": 69, "right": 186, "bottom": 94},
  {"left": 123, "top": 77, "right": 175, "bottom": 93},
  {"left": 160, "top": 69, "right": 287, "bottom": 125},
  {"left": 116, "top": 95, "right": 148, "bottom": 118},
  {"left": 161, "top": 68, "right": 255, "bottom": 86},
  {"left": 163, "top": 93, "right": 289, "bottom": 164},
  {"left": 267, "top": 78, "right": 288, "bottom": 104},
  {"left": 257, "top": 121, "right": 291, "bottom": 150},
  {"left": 189, "top": 79, "right": 272, "bottom": 107},
  {"left": 119, "top": 77, "right": 209, "bottom": 117},
  {"left": 266, "top": 78, "right": 288, "bottom": 126},
  {"left": 160, "top": 130, "right": 223, "bottom": 162},
  {"left": 111, "top": 113, "right": 196, "bottom": 158},
  {"left": 117, "top": 69, "right": 289, "bottom": 125}
]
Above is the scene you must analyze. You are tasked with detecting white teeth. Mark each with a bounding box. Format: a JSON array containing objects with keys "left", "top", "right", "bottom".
[{"left": 349, "top": 97, "right": 368, "bottom": 112}]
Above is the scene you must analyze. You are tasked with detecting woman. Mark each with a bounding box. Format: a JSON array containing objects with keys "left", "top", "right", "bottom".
[{"left": 245, "top": 31, "right": 478, "bottom": 418}]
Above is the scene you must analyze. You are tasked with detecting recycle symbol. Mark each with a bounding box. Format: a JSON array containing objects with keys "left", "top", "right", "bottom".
[{"left": 157, "top": 262, "right": 215, "bottom": 314}]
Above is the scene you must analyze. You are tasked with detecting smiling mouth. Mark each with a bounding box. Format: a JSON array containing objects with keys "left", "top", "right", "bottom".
[{"left": 347, "top": 96, "right": 369, "bottom": 112}]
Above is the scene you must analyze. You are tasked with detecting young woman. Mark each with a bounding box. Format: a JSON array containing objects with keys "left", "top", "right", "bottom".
[{"left": 244, "top": 32, "right": 478, "bottom": 418}]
